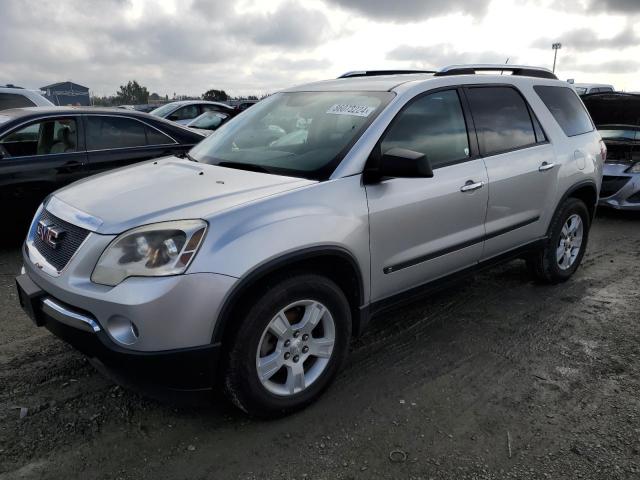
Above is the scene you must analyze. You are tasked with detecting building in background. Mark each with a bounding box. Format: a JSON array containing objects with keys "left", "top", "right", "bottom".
[{"left": 41, "top": 81, "right": 90, "bottom": 106}]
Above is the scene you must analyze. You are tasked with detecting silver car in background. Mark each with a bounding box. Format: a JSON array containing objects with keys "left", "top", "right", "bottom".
[
  {"left": 150, "top": 100, "right": 235, "bottom": 125},
  {"left": 16, "top": 65, "right": 604, "bottom": 417},
  {"left": 582, "top": 93, "right": 640, "bottom": 210}
]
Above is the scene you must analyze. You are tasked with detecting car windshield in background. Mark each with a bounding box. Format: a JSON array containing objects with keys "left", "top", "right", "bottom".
[
  {"left": 598, "top": 128, "right": 638, "bottom": 141},
  {"left": 574, "top": 87, "right": 587, "bottom": 95},
  {"left": 189, "top": 91, "right": 393, "bottom": 179},
  {"left": 149, "top": 104, "right": 175, "bottom": 117}
]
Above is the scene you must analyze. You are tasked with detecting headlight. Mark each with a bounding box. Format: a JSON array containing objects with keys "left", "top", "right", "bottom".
[
  {"left": 627, "top": 162, "right": 640, "bottom": 174},
  {"left": 91, "top": 220, "right": 207, "bottom": 286}
]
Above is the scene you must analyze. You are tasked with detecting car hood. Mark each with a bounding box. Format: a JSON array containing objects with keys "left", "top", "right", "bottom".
[{"left": 51, "top": 157, "right": 315, "bottom": 234}]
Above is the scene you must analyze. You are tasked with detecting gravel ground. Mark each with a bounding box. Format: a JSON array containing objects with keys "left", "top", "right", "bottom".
[{"left": 1, "top": 209, "right": 639, "bottom": 480}]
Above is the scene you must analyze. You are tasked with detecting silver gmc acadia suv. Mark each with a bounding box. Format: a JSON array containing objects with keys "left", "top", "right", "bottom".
[{"left": 16, "top": 65, "right": 604, "bottom": 416}]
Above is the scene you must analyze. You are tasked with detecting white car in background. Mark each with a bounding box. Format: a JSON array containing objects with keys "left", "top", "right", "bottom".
[
  {"left": 0, "top": 85, "right": 54, "bottom": 110},
  {"left": 150, "top": 100, "right": 235, "bottom": 125},
  {"left": 570, "top": 83, "right": 615, "bottom": 95}
]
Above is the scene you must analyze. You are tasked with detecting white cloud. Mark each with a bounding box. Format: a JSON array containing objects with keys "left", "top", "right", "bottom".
[{"left": 0, "top": 0, "right": 639, "bottom": 96}]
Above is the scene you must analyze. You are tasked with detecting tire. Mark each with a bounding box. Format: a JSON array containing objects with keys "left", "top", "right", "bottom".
[
  {"left": 527, "top": 197, "right": 590, "bottom": 284},
  {"left": 223, "top": 274, "right": 351, "bottom": 417}
]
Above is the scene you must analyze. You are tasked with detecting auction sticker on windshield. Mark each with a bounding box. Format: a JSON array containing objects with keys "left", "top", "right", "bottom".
[{"left": 326, "top": 104, "right": 376, "bottom": 117}]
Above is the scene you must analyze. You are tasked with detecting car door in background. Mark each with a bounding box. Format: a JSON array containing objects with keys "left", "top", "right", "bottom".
[
  {"left": 365, "top": 89, "right": 488, "bottom": 301},
  {"left": 0, "top": 116, "right": 87, "bottom": 227},
  {"left": 84, "top": 115, "right": 180, "bottom": 175},
  {"left": 464, "top": 86, "right": 558, "bottom": 260}
]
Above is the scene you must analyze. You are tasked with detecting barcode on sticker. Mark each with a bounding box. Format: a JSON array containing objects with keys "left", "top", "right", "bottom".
[{"left": 326, "top": 104, "right": 376, "bottom": 117}]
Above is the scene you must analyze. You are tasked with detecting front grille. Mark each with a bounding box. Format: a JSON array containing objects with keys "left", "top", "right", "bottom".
[
  {"left": 601, "top": 176, "right": 630, "bottom": 198},
  {"left": 32, "top": 210, "right": 90, "bottom": 271}
]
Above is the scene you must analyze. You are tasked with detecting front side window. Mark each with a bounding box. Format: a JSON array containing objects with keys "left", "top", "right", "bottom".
[
  {"left": 190, "top": 91, "right": 393, "bottom": 179},
  {"left": 0, "top": 118, "right": 77, "bottom": 157},
  {"left": 534, "top": 85, "right": 594, "bottom": 137},
  {"left": 380, "top": 89, "right": 470, "bottom": 168},
  {"left": 87, "top": 116, "right": 147, "bottom": 150},
  {"left": 466, "top": 86, "right": 536, "bottom": 155}
]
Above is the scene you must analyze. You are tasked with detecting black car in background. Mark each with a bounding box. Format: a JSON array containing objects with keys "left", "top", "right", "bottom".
[{"left": 0, "top": 107, "right": 204, "bottom": 238}]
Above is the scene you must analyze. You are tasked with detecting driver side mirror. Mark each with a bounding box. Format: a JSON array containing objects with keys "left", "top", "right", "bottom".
[{"left": 376, "top": 148, "right": 434, "bottom": 179}]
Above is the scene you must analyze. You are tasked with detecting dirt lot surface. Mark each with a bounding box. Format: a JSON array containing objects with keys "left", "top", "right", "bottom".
[{"left": 1, "top": 210, "right": 639, "bottom": 480}]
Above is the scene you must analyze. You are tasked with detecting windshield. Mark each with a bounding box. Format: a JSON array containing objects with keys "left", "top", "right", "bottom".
[
  {"left": 150, "top": 103, "right": 177, "bottom": 117},
  {"left": 189, "top": 111, "right": 227, "bottom": 129},
  {"left": 189, "top": 91, "right": 393, "bottom": 179},
  {"left": 574, "top": 87, "right": 587, "bottom": 95},
  {"left": 599, "top": 128, "right": 638, "bottom": 141}
]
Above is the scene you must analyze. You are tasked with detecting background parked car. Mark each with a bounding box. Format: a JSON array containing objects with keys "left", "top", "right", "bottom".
[
  {"left": 0, "top": 85, "right": 54, "bottom": 110},
  {"left": 185, "top": 110, "right": 231, "bottom": 136},
  {"left": 150, "top": 100, "right": 236, "bottom": 125},
  {"left": 582, "top": 92, "right": 640, "bottom": 210},
  {"left": 0, "top": 107, "right": 204, "bottom": 236},
  {"left": 571, "top": 83, "right": 615, "bottom": 95}
]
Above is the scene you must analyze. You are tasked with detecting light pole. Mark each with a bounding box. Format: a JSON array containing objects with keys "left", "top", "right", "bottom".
[{"left": 552, "top": 43, "right": 562, "bottom": 73}]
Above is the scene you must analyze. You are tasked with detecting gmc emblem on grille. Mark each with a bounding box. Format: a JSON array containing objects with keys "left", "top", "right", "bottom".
[{"left": 37, "top": 220, "right": 65, "bottom": 249}]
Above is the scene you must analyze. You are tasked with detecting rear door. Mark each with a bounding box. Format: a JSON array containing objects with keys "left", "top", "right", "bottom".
[
  {"left": 0, "top": 116, "right": 86, "bottom": 211},
  {"left": 84, "top": 115, "right": 180, "bottom": 175},
  {"left": 464, "top": 86, "right": 558, "bottom": 260},
  {"left": 365, "top": 88, "right": 488, "bottom": 301}
]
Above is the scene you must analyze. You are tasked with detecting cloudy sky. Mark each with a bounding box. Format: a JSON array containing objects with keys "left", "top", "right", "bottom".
[{"left": 1, "top": 0, "right": 639, "bottom": 97}]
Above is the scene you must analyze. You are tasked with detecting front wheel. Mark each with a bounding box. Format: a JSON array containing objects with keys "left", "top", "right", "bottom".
[
  {"left": 527, "top": 197, "right": 590, "bottom": 284},
  {"left": 223, "top": 274, "right": 351, "bottom": 417}
]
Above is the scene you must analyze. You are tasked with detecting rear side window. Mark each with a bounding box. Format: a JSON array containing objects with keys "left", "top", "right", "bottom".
[
  {"left": 466, "top": 86, "right": 536, "bottom": 155},
  {"left": 0, "top": 92, "right": 36, "bottom": 110},
  {"left": 381, "top": 89, "right": 470, "bottom": 168},
  {"left": 87, "top": 116, "right": 147, "bottom": 150},
  {"left": 534, "top": 86, "right": 594, "bottom": 137}
]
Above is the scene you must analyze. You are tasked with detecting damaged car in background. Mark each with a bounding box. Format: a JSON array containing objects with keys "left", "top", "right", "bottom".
[{"left": 582, "top": 92, "right": 640, "bottom": 210}]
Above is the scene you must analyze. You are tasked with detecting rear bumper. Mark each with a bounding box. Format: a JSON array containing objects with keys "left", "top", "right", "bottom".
[{"left": 16, "top": 273, "right": 221, "bottom": 390}]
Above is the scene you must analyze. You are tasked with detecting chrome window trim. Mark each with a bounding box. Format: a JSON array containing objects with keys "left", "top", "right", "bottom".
[
  {"left": 42, "top": 297, "right": 101, "bottom": 332},
  {"left": 84, "top": 113, "right": 179, "bottom": 147},
  {"left": 0, "top": 112, "right": 179, "bottom": 152}
]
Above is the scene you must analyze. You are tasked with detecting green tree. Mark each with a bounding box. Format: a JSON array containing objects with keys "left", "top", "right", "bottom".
[
  {"left": 116, "top": 80, "right": 149, "bottom": 104},
  {"left": 202, "top": 89, "right": 228, "bottom": 101}
]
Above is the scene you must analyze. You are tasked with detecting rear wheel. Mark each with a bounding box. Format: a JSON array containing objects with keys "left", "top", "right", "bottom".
[
  {"left": 223, "top": 274, "right": 351, "bottom": 417},
  {"left": 527, "top": 197, "right": 590, "bottom": 283}
]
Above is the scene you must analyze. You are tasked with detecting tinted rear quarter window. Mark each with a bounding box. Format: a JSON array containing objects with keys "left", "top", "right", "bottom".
[
  {"left": 145, "top": 126, "right": 174, "bottom": 145},
  {"left": 466, "top": 86, "right": 536, "bottom": 155},
  {"left": 534, "top": 86, "right": 593, "bottom": 137},
  {"left": 0, "top": 92, "right": 36, "bottom": 110}
]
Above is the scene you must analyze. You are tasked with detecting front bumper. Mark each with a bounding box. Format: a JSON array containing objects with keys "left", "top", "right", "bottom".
[
  {"left": 16, "top": 272, "right": 221, "bottom": 390},
  {"left": 598, "top": 164, "right": 640, "bottom": 211}
]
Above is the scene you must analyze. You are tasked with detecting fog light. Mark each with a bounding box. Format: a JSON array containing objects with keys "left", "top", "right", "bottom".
[{"left": 107, "top": 315, "right": 139, "bottom": 345}]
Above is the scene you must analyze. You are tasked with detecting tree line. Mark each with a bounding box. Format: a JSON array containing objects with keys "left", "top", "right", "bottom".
[{"left": 91, "top": 80, "right": 261, "bottom": 106}]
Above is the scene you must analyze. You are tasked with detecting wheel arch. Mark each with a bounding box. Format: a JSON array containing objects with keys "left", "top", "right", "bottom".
[
  {"left": 549, "top": 180, "right": 598, "bottom": 235},
  {"left": 212, "top": 246, "right": 367, "bottom": 349}
]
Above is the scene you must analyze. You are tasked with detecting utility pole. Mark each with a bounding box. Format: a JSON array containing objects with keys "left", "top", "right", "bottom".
[{"left": 552, "top": 43, "right": 562, "bottom": 73}]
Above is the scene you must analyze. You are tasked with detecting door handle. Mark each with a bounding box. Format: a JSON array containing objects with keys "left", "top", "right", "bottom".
[
  {"left": 538, "top": 162, "right": 556, "bottom": 172},
  {"left": 460, "top": 180, "right": 484, "bottom": 192}
]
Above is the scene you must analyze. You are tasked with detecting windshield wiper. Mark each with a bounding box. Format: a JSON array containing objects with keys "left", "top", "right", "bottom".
[
  {"left": 175, "top": 152, "right": 198, "bottom": 162},
  {"left": 218, "top": 161, "right": 272, "bottom": 174}
]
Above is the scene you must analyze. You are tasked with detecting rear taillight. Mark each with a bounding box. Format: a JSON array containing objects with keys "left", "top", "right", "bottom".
[{"left": 599, "top": 139, "right": 607, "bottom": 163}]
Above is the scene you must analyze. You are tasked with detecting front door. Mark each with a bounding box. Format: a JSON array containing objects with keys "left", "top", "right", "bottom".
[
  {"left": 0, "top": 116, "right": 87, "bottom": 227},
  {"left": 365, "top": 89, "right": 488, "bottom": 301}
]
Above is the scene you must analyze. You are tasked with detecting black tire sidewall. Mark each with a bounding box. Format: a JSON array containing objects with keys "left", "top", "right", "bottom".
[
  {"left": 225, "top": 274, "right": 351, "bottom": 416},
  {"left": 544, "top": 198, "right": 590, "bottom": 281}
]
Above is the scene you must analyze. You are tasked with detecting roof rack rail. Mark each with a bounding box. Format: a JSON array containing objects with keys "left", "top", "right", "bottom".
[
  {"left": 338, "top": 70, "right": 436, "bottom": 79},
  {"left": 435, "top": 64, "right": 558, "bottom": 80}
]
